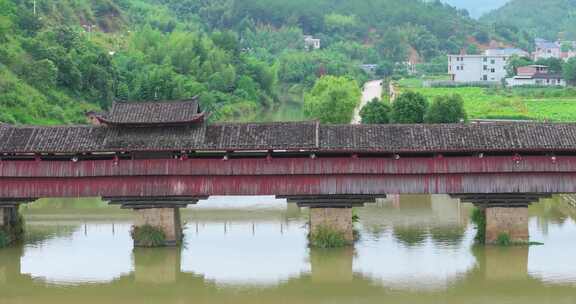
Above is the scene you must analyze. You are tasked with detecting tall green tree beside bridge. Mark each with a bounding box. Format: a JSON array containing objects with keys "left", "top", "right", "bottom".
[
  {"left": 425, "top": 94, "right": 467, "bottom": 124},
  {"left": 304, "top": 76, "right": 360, "bottom": 124},
  {"left": 360, "top": 98, "right": 392, "bottom": 124},
  {"left": 391, "top": 91, "right": 428, "bottom": 124}
]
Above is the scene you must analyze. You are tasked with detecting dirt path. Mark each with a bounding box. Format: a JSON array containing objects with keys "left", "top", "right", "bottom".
[{"left": 352, "top": 79, "right": 383, "bottom": 124}]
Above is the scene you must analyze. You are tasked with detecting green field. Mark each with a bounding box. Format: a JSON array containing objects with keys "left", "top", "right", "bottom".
[{"left": 397, "top": 79, "right": 576, "bottom": 122}]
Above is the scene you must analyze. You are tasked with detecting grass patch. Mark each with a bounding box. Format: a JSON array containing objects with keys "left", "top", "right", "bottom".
[
  {"left": 496, "top": 233, "right": 511, "bottom": 246},
  {"left": 352, "top": 209, "right": 360, "bottom": 223},
  {"left": 131, "top": 225, "right": 167, "bottom": 247},
  {"left": 309, "top": 225, "right": 351, "bottom": 248},
  {"left": 471, "top": 207, "right": 486, "bottom": 245},
  {"left": 398, "top": 84, "right": 576, "bottom": 122},
  {"left": 495, "top": 233, "right": 544, "bottom": 246}
]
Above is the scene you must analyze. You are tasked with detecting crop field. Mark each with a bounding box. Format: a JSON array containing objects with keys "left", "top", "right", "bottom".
[{"left": 397, "top": 79, "right": 576, "bottom": 122}]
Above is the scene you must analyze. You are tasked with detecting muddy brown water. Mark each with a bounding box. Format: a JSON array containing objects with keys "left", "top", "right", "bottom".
[{"left": 1, "top": 195, "right": 575, "bottom": 304}]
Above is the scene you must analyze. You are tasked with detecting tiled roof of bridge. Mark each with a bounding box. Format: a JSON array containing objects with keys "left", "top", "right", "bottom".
[
  {"left": 204, "top": 122, "right": 318, "bottom": 150},
  {"left": 0, "top": 126, "right": 105, "bottom": 153},
  {"left": 103, "top": 125, "right": 206, "bottom": 151},
  {"left": 96, "top": 99, "right": 201, "bottom": 125},
  {"left": 319, "top": 123, "right": 576, "bottom": 152},
  {"left": 2, "top": 122, "right": 576, "bottom": 154}
]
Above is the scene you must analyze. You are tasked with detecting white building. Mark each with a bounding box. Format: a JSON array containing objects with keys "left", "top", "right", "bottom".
[
  {"left": 484, "top": 48, "right": 529, "bottom": 57},
  {"left": 506, "top": 65, "right": 566, "bottom": 87},
  {"left": 534, "top": 39, "right": 562, "bottom": 60},
  {"left": 448, "top": 54, "right": 508, "bottom": 83},
  {"left": 533, "top": 39, "right": 576, "bottom": 61},
  {"left": 304, "top": 35, "right": 321, "bottom": 51}
]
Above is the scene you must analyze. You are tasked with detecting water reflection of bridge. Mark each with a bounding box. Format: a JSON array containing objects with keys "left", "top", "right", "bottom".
[{"left": 1, "top": 245, "right": 576, "bottom": 304}]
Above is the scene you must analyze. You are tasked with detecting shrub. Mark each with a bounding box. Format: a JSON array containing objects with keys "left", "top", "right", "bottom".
[
  {"left": 496, "top": 233, "right": 512, "bottom": 246},
  {"left": 309, "top": 225, "right": 350, "bottom": 248},
  {"left": 131, "top": 225, "right": 167, "bottom": 247},
  {"left": 470, "top": 208, "right": 486, "bottom": 245}
]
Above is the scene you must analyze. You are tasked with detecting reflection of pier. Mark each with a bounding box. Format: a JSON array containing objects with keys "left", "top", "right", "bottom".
[{"left": 1, "top": 244, "right": 576, "bottom": 303}]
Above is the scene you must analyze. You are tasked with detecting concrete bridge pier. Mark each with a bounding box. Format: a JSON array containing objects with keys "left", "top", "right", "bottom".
[
  {"left": 278, "top": 195, "right": 382, "bottom": 243},
  {"left": 106, "top": 197, "right": 208, "bottom": 247},
  {"left": 453, "top": 194, "right": 550, "bottom": 244}
]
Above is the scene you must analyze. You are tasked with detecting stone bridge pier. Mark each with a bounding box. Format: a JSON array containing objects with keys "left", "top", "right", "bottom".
[
  {"left": 0, "top": 199, "right": 32, "bottom": 246},
  {"left": 106, "top": 197, "right": 208, "bottom": 247},
  {"left": 278, "top": 195, "right": 383, "bottom": 243},
  {"left": 452, "top": 194, "right": 550, "bottom": 244}
]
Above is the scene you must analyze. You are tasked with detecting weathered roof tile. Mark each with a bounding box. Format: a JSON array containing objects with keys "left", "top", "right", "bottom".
[
  {"left": 98, "top": 99, "right": 201, "bottom": 125},
  {"left": 3, "top": 122, "right": 576, "bottom": 154}
]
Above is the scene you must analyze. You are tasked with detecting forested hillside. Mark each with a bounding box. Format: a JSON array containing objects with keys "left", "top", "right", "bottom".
[
  {"left": 481, "top": 0, "right": 576, "bottom": 40},
  {"left": 441, "top": 0, "right": 508, "bottom": 18},
  {"left": 0, "top": 0, "right": 512, "bottom": 125}
]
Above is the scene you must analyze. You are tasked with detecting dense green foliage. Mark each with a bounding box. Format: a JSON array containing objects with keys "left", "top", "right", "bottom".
[
  {"left": 1, "top": 0, "right": 573, "bottom": 125},
  {"left": 424, "top": 94, "right": 467, "bottom": 123},
  {"left": 0, "top": 1, "right": 280, "bottom": 123},
  {"left": 564, "top": 57, "right": 576, "bottom": 85},
  {"left": 442, "top": 0, "right": 509, "bottom": 18},
  {"left": 304, "top": 76, "right": 360, "bottom": 124},
  {"left": 131, "top": 224, "right": 167, "bottom": 247},
  {"left": 482, "top": 0, "right": 576, "bottom": 40},
  {"left": 471, "top": 208, "right": 486, "bottom": 245},
  {"left": 309, "top": 225, "right": 350, "bottom": 248},
  {"left": 0, "top": 212, "right": 24, "bottom": 248},
  {"left": 360, "top": 99, "right": 392, "bottom": 124},
  {"left": 0, "top": 0, "right": 524, "bottom": 125},
  {"left": 391, "top": 91, "right": 429, "bottom": 123}
]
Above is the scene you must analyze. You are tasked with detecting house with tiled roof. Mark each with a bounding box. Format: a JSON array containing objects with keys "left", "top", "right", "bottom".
[{"left": 506, "top": 65, "right": 566, "bottom": 87}]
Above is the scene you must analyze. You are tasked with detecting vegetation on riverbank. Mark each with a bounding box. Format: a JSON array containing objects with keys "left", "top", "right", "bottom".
[
  {"left": 309, "top": 225, "right": 351, "bottom": 248},
  {"left": 131, "top": 224, "right": 167, "bottom": 247},
  {"left": 0, "top": 213, "right": 25, "bottom": 248},
  {"left": 471, "top": 208, "right": 486, "bottom": 245}
]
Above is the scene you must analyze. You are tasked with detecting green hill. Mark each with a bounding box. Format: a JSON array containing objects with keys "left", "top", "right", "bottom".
[
  {"left": 0, "top": 0, "right": 517, "bottom": 125},
  {"left": 481, "top": 0, "right": 576, "bottom": 40}
]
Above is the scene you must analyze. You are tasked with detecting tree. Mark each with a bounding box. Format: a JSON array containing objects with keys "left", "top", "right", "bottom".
[
  {"left": 467, "top": 44, "right": 480, "bottom": 55},
  {"left": 535, "top": 57, "right": 563, "bottom": 74},
  {"left": 563, "top": 57, "right": 576, "bottom": 85},
  {"left": 506, "top": 55, "right": 532, "bottom": 77},
  {"left": 360, "top": 99, "right": 391, "bottom": 124},
  {"left": 304, "top": 76, "right": 360, "bottom": 124},
  {"left": 0, "top": 16, "right": 11, "bottom": 42},
  {"left": 26, "top": 59, "right": 58, "bottom": 89},
  {"left": 391, "top": 91, "right": 428, "bottom": 124},
  {"left": 424, "top": 94, "right": 467, "bottom": 124}
]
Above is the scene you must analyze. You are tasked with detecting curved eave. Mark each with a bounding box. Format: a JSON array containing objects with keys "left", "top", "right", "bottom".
[{"left": 95, "top": 112, "right": 206, "bottom": 127}]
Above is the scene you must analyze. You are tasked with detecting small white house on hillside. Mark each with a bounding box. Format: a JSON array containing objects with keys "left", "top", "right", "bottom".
[{"left": 304, "top": 35, "right": 321, "bottom": 51}]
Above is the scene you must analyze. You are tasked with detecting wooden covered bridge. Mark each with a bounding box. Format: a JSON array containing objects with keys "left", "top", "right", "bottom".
[{"left": 2, "top": 98, "right": 576, "bottom": 245}]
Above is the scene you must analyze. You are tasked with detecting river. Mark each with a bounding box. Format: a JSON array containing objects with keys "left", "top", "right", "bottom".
[{"left": 1, "top": 195, "right": 576, "bottom": 303}]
